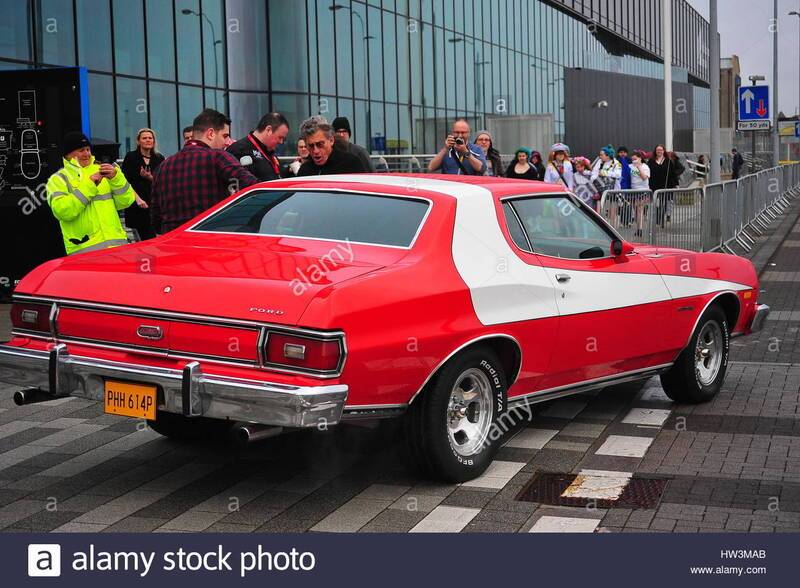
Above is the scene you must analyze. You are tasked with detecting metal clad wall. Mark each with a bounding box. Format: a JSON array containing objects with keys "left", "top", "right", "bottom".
[
  {"left": 564, "top": 68, "right": 695, "bottom": 156},
  {"left": 546, "top": 0, "right": 710, "bottom": 83}
]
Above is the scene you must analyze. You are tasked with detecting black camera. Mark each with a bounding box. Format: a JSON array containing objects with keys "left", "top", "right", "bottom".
[{"left": 454, "top": 137, "right": 465, "bottom": 146}]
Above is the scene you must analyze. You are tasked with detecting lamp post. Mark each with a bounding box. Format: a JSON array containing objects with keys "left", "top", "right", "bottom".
[
  {"left": 709, "top": 0, "right": 721, "bottom": 183},
  {"left": 330, "top": 3, "right": 374, "bottom": 148},
  {"left": 181, "top": 8, "right": 222, "bottom": 110},
  {"left": 788, "top": 9, "right": 800, "bottom": 163},
  {"left": 663, "top": 0, "right": 673, "bottom": 151},
  {"left": 791, "top": 11, "right": 800, "bottom": 119},
  {"left": 773, "top": 0, "right": 780, "bottom": 165}
]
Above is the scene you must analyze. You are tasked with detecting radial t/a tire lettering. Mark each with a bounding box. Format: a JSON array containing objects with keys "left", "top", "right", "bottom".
[{"left": 404, "top": 347, "right": 507, "bottom": 482}]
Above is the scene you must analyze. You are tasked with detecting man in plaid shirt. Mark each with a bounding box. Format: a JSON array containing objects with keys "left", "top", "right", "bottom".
[{"left": 150, "top": 109, "right": 259, "bottom": 234}]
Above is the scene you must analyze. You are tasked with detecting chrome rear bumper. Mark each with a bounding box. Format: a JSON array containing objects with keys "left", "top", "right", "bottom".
[
  {"left": 749, "top": 304, "right": 770, "bottom": 334},
  {"left": 0, "top": 343, "right": 347, "bottom": 427}
]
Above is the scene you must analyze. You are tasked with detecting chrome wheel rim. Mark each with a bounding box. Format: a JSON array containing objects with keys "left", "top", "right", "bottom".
[
  {"left": 447, "top": 368, "right": 494, "bottom": 457},
  {"left": 695, "top": 321, "right": 723, "bottom": 386}
]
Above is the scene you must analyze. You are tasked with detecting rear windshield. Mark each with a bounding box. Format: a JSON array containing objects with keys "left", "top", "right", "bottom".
[{"left": 191, "top": 190, "right": 430, "bottom": 248}]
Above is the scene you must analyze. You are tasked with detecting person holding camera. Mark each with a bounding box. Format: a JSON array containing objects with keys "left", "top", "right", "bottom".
[
  {"left": 427, "top": 118, "right": 486, "bottom": 175},
  {"left": 45, "top": 131, "right": 136, "bottom": 255}
]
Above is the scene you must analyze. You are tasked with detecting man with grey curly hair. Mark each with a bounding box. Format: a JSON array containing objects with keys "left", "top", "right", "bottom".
[{"left": 297, "top": 115, "right": 366, "bottom": 176}]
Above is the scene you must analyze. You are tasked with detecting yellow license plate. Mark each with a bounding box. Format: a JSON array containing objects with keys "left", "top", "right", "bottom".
[{"left": 104, "top": 380, "right": 157, "bottom": 420}]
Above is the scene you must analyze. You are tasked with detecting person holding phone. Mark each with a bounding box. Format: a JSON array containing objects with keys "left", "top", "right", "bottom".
[
  {"left": 427, "top": 118, "right": 486, "bottom": 175},
  {"left": 45, "top": 131, "right": 135, "bottom": 255}
]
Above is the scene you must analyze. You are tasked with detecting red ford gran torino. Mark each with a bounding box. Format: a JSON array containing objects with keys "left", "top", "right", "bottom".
[{"left": 0, "top": 175, "right": 769, "bottom": 481}]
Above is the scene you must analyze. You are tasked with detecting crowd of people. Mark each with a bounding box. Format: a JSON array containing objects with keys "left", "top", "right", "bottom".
[
  {"left": 436, "top": 120, "right": 687, "bottom": 235},
  {"left": 45, "top": 109, "right": 692, "bottom": 256}
]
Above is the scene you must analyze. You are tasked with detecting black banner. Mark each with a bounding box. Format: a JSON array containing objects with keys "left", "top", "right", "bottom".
[{"left": 5, "top": 532, "right": 792, "bottom": 586}]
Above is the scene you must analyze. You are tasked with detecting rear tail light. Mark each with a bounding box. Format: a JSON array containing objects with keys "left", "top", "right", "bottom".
[
  {"left": 10, "top": 302, "right": 53, "bottom": 334},
  {"left": 262, "top": 331, "right": 344, "bottom": 375}
]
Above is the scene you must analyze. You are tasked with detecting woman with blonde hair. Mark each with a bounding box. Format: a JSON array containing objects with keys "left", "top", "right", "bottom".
[
  {"left": 121, "top": 128, "right": 165, "bottom": 240},
  {"left": 543, "top": 143, "right": 574, "bottom": 190}
]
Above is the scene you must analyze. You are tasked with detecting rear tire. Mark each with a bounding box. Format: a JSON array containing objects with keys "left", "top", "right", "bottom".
[
  {"left": 404, "top": 347, "right": 506, "bottom": 482},
  {"left": 660, "top": 304, "right": 729, "bottom": 403},
  {"left": 147, "top": 411, "right": 232, "bottom": 442}
]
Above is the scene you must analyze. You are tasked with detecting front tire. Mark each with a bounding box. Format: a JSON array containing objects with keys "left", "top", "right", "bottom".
[
  {"left": 660, "top": 304, "right": 729, "bottom": 403},
  {"left": 404, "top": 347, "right": 506, "bottom": 482}
]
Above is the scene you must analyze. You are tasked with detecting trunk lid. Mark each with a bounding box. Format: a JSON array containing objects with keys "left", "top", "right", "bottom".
[{"left": 28, "top": 233, "right": 400, "bottom": 325}]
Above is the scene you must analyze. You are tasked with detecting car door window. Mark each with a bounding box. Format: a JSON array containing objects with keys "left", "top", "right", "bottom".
[{"left": 508, "top": 196, "right": 613, "bottom": 259}]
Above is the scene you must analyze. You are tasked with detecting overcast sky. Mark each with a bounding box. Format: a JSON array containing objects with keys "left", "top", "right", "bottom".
[{"left": 687, "top": 0, "right": 800, "bottom": 116}]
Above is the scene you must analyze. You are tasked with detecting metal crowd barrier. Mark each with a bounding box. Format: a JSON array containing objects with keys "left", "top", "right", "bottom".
[
  {"left": 704, "top": 162, "right": 799, "bottom": 254},
  {"left": 650, "top": 187, "right": 705, "bottom": 251},
  {"left": 596, "top": 162, "right": 800, "bottom": 254},
  {"left": 597, "top": 190, "right": 654, "bottom": 243}
]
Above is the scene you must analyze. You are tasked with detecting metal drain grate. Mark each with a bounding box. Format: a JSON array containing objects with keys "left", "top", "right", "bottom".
[{"left": 516, "top": 472, "right": 668, "bottom": 509}]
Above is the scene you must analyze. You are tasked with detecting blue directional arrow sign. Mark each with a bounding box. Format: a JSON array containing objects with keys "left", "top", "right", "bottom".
[{"left": 738, "top": 85, "right": 769, "bottom": 121}]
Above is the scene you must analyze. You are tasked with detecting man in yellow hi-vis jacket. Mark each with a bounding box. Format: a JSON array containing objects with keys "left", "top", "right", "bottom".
[{"left": 46, "top": 132, "right": 135, "bottom": 255}]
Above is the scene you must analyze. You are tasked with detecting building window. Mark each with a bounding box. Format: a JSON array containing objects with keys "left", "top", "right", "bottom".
[
  {"left": 175, "top": 0, "right": 203, "bottom": 85},
  {"left": 0, "top": 0, "right": 31, "bottom": 61},
  {"left": 112, "top": 0, "right": 146, "bottom": 77},
  {"left": 36, "top": 0, "right": 75, "bottom": 66},
  {"left": 116, "top": 76, "right": 149, "bottom": 153},
  {"left": 149, "top": 81, "right": 178, "bottom": 155},
  {"left": 146, "top": 0, "right": 176, "bottom": 80},
  {"left": 88, "top": 73, "right": 115, "bottom": 141},
  {"left": 76, "top": 0, "right": 113, "bottom": 72}
]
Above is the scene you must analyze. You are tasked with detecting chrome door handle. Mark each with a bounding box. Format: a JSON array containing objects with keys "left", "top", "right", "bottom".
[{"left": 555, "top": 273, "right": 571, "bottom": 283}]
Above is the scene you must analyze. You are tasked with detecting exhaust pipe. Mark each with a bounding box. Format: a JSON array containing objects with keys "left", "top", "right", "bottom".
[
  {"left": 231, "top": 423, "right": 283, "bottom": 445},
  {"left": 13, "top": 388, "right": 56, "bottom": 406}
]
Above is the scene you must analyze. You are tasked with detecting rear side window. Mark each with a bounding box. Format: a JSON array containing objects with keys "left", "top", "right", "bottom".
[
  {"left": 502, "top": 203, "right": 531, "bottom": 251},
  {"left": 191, "top": 190, "right": 430, "bottom": 247}
]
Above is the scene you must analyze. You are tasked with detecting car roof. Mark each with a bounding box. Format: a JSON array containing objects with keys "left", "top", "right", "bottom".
[{"left": 263, "top": 173, "right": 569, "bottom": 202}]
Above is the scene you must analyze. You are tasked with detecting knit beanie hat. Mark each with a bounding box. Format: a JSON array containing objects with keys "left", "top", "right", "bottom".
[
  {"left": 601, "top": 144, "right": 616, "bottom": 158},
  {"left": 331, "top": 117, "right": 352, "bottom": 136},
  {"left": 60, "top": 131, "right": 91, "bottom": 156}
]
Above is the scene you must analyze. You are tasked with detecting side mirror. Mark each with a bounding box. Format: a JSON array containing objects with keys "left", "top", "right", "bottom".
[{"left": 611, "top": 239, "right": 635, "bottom": 258}]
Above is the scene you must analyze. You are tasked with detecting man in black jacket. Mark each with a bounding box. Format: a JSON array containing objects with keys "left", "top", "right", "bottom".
[
  {"left": 227, "top": 112, "right": 289, "bottom": 181},
  {"left": 297, "top": 116, "right": 366, "bottom": 176},
  {"left": 332, "top": 116, "right": 374, "bottom": 172}
]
